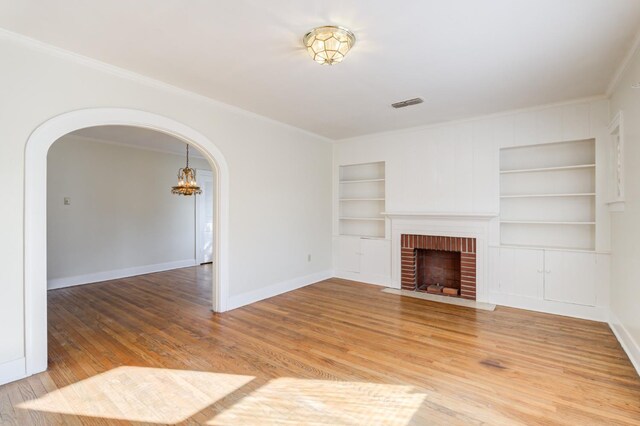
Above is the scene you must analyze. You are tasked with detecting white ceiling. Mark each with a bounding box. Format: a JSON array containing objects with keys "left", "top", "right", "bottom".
[
  {"left": 2, "top": 0, "right": 640, "bottom": 139},
  {"left": 70, "top": 126, "right": 205, "bottom": 158}
]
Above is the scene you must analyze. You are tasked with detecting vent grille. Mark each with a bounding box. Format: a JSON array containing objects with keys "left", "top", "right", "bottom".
[{"left": 391, "top": 97, "right": 424, "bottom": 109}]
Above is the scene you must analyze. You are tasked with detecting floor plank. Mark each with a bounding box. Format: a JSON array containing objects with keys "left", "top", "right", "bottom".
[{"left": 1, "top": 265, "right": 639, "bottom": 425}]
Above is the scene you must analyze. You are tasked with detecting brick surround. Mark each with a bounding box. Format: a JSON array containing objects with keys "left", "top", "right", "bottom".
[{"left": 401, "top": 234, "right": 477, "bottom": 300}]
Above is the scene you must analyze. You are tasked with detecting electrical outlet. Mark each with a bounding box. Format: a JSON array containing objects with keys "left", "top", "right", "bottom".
[
  {"left": 307, "top": 254, "right": 311, "bottom": 262},
  {"left": 63, "top": 197, "right": 71, "bottom": 206}
]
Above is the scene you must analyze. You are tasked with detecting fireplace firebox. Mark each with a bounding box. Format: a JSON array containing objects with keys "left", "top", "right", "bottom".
[
  {"left": 401, "top": 234, "right": 476, "bottom": 300},
  {"left": 416, "top": 249, "right": 461, "bottom": 295}
]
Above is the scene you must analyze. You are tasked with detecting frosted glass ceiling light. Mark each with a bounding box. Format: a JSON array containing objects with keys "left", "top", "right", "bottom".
[
  {"left": 171, "top": 144, "right": 202, "bottom": 196},
  {"left": 303, "top": 26, "right": 356, "bottom": 65}
]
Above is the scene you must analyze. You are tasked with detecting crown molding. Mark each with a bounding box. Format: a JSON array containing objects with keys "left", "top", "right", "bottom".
[
  {"left": 0, "top": 26, "right": 620, "bottom": 144},
  {"left": 606, "top": 27, "right": 640, "bottom": 96},
  {"left": 60, "top": 133, "right": 209, "bottom": 160},
  {"left": 0, "top": 27, "right": 334, "bottom": 144},
  {"left": 335, "top": 94, "right": 608, "bottom": 143}
]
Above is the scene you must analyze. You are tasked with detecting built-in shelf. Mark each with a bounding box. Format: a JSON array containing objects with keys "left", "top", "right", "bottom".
[
  {"left": 340, "top": 234, "right": 388, "bottom": 240},
  {"left": 501, "top": 220, "right": 595, "bottom": 225},
  {"left": 339, "top": 178, "right": 385, "bottom": 184},
  {"left": 500, "top": 164, "right": 595, "bottom": 174},
  {"left": 382, "top": 212, "right": 497, "bottom": 220},
  {"left": 339, "top": 162, "right": 386, "bottom": 238},
  {"left": 500, "top": 193, "right": 595, "bottom": 199},
  {"left": 499, "top": 139, "right": 596, "bottom": 251}
]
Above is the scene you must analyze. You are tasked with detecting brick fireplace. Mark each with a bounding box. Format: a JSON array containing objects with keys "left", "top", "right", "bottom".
[{"left": 401, "top": 234, "right": 477, "bottom": 300}]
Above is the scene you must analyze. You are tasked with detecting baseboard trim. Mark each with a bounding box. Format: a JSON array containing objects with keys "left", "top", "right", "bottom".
[
  {"left": 47, "top": 259, "right": 197, "bottom": 290},
  {"left": 487, "top": 292, "right": 608, "bottom": 322},
  {"left": 334, "top": 270, "right": 391, "bottom": 287},
  {"left": 0, "top": 358, "right": 26, "bottom": 386},
  {"left": 609, "top": 311, "right": 640, "bottom": 377},
  {"left": 227, "top": 269, "right": 333, "bottom": 310}
]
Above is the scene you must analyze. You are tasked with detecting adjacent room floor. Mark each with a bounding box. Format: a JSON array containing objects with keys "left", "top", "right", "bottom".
[{"left": 1, "top": 265, "right": 639, "bottom": 425}]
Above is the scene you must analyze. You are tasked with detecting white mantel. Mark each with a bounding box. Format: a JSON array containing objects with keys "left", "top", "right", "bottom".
[
  {"left": 383, "top": 212, "right": 497, "bottom": 220},
  {"left": 385, "top": 211, "right": 496, "bottom": 303}
]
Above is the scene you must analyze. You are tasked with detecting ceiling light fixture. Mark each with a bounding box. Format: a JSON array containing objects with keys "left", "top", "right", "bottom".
[
  {"left": 171, "top": 144, "right": 202, "bottom": 196},
  {"left": 303, "top": 26, "right": 356, "bottom": 65}
]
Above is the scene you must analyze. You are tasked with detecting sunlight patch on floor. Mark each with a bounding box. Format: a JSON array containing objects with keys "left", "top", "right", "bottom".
[
  {"left": 17, "top": 366, "right": 254, "bottom": 424},
  {"left": 208, "top": 377, "right": 426, "bottom": 425}
]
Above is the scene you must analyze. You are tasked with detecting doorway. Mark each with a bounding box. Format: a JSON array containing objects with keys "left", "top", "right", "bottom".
[{"left": 24, "top": 108, "right": 230, "bottom": 378}]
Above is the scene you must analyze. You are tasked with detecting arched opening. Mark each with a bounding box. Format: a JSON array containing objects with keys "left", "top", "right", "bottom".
[{"left": 24, "top": 108, "right": 230, "bottom": 376}]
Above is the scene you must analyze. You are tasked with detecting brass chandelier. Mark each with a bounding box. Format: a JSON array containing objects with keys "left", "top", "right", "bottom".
[{"left": 171, "top": 144, "right": 202, "bottom": 196}]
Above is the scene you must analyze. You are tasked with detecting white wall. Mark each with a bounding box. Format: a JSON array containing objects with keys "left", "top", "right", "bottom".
[
  {"left": 47, "top": 135, "right": 211, "bottom": 287},
  {"left": 0, "top": 33, "right": 332, "bottom": 368},
  {"left": 608, "top": 43, "right": 640, "bottom": 372},
  {"left": 334, "top": 98, "right": 611, "bottom": 251}
]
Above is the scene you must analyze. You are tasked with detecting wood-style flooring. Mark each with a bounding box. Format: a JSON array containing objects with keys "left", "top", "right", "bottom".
[{"left": 1, "top": 265, "right": 639, "bottom": 425}]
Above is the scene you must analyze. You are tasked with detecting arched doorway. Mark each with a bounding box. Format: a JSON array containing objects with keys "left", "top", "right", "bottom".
[{"left": 24, "top": 108, "right": 230, "bottom": 376}]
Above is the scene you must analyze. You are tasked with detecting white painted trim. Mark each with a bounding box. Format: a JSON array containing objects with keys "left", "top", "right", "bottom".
[
  {"left": 227, "top": 270, "right": 333, "bottom": 311},
  {"left": 0, "top": 358, "right": 26, "bottom": 386},
  {"left": 25, "top": 108, "right": 230, "bottom": 377},
  {"left": 195, "top": 169, "right": 214, "bottom": 265},
  {"left": 0, "top": 29, "right": 610, "bottom": 144},
  {"left": 488, "top": 292, "right": 609, "bottom": 322},
  {"left": 62, "top": 133, "right": 207, "bottom": 159},
  {"left": 335, "top": 96, "right": 608, "bottom": 143},
  {"left": 47, "top": 259, "right": 197, "bottom": 290},
  {"left": 606, "top": 27, "right": 640, "bottom": 96},
  {"left": 609, "top": 311, "right": 640, "bottom": 376},
  {"left": 0, "top": 28, "right": 332, "bottom": 144},
  {"left": 334, "top": 270, "right": 390, "bottom": 287},
  {"left": 606, "top": 111, "right": 626, "bottom": 209},
  {"left": 388, "top": 216, "right": 491, "bottom": 303},
  {"left": 383, "top": 212, "right": 498, "bottom": 220}
]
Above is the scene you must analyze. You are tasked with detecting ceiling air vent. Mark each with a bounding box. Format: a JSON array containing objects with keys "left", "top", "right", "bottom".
[{"left": 391, "top": 97, "right": 424, "bottom": 109}]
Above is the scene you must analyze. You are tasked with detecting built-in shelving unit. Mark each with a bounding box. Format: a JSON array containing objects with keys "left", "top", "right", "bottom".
[
  {"left": 500, "top": 193, "right": 595, "bottom": 199},
  {"left": 339, "top": 178, "right": 385, "bottom": 184},
  {"left": 500, "top": 139, "right": 596, "bottom": 250},
  {"left": 499, "top": 164, "right": 595, "bottom": 174},
  {"left": 339, "top": 162, "right": 386, "bottom": 238}
]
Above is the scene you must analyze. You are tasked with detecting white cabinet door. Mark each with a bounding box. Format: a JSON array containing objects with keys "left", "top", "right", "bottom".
[
  {"left": 498, "top": 247, "right": 543, "bottom": 298},
  {"left": 334, "top": 237, "right": 361, "bottom": 273},
  {"left": 360, "top": 238, "right": 391, "bottom": 281},
  {"left": 544, "top": 251, "right": 597, "bottom": 306}
]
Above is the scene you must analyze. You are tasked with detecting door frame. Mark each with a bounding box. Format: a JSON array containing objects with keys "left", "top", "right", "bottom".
[
  {"left": 24, "top": 108, "right": 230, "bottom": 376},
  {"left": 195, "top": 169, "right": 214, "bottom": 264}
]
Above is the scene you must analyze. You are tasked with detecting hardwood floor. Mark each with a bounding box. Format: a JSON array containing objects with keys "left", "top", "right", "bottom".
[{"left": 1, "top": 265, "right": 639, "bottom": 425}]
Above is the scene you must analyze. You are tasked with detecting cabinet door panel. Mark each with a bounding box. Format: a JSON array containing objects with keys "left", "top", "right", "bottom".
[
  {"left": 544, "top": 251, "right": 596, "bottom": 306},
  {"left": 513, "top": 249, "right": 544, "bottom": 298},
  {"left": 360, "top": 238, "right": 390, "bottom": 279},
  {"left": 499, "top": 248, "right": 543, "bottom": 298},
  {"left": 498, "top": 247, "right": 516, "bottom": 293},
  {"left": 335, "top": 237, "right": 360, "bottom": 273}
]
